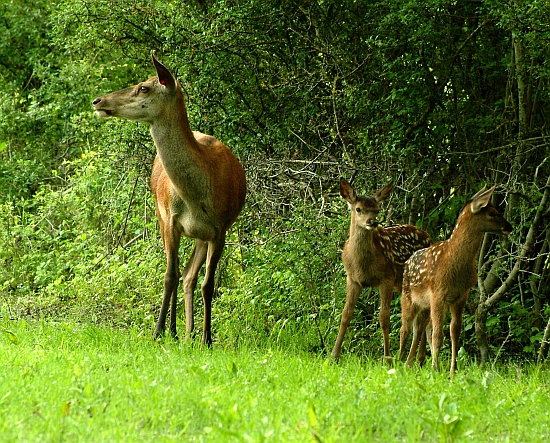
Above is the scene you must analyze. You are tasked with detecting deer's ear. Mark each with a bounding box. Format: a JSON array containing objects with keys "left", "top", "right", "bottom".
[
  {"left": 340, "top": 179, "right": 357, "bottom": 204},
  {"left": 471, "top": 185, "right": 496, "bottom": 213},
  {"left": 374, "top": 183, "right": 392, "bottom": 203},
  {"left": 151, "top": 52, "right": 176, "bottom": 89}
]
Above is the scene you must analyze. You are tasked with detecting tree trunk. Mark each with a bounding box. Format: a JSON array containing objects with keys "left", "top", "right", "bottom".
[
  {"left": 514, "top": 34, "right": 531, "bottom": 137},
  {"left": 531, "top": 230, "right": 549, "bottom": 326},
  {"left": 483, "top": 34, "right": 531, "bottom": 295},
  {"left": 537, "top": 314, "right": 550, "bottom": 363},
  {"left": 475, "top": 302, "right": 490, "bottom": 364},
  {"left": 476, "top": 174, "right": 550, "bottom": 364}
]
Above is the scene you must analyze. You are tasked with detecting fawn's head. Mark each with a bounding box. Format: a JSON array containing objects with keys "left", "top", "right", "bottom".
[
  {"left": 340, "top": 179, "right": 392, "bottom": 231},
  {"left": 461, "top": 185, "right": 513, "bottom": 235},
  {"left": 92, "top": 53, "right": 180, "bottom": 124}
]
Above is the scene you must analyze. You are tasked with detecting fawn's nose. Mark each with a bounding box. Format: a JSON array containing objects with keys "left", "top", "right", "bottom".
[
  {"left": 367, "top": 218, "right": 379, "bottom": 227},
  {"left": 502, "top": 221, "right": 513, "bottom": 235},
  {"left": 92, "top": 97, "right": 102, "bottom": 105}
]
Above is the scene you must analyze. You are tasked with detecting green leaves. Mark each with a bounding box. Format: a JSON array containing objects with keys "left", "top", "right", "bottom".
[
  {"left": 0, "top": 0, "right": 549, "bottom": 362},
  {"left": 1, "top": 329, "right": 19, "bottom": 345},
  {"left": 307, "top": 400, "right": 319, "bottom": 427}
]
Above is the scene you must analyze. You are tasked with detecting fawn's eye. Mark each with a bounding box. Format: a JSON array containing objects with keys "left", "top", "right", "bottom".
[
  {"left": 139, "top": 86, "right": 149, "bottom": 93},
  {"left": 356, "top": 208, "right": 361, "bottom": 213}
]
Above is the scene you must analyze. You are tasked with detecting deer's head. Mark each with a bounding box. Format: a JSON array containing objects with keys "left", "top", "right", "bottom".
[
  {"left": 340, "top": 179, "right": 392, "bottom": 231},
  {"left": 92, "top": 53, "right": 180, "bottom": 124},
  {"left": 464, "top": 185, "right": 513, "bottom": 235}
]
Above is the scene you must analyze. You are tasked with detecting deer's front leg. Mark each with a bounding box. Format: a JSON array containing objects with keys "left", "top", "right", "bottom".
[
  {"left": 155, "top": 218, "right": 181, "bottom": 339},
  {"left": 430, "top": 296, "right": 446, "bottom": 372},
  {"left": 332, "top": 277, "right": 362, "bottom": 361}
]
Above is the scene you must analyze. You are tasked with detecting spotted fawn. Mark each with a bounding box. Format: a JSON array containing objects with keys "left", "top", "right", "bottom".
[
  {"left": 398, "top": 185, "right": 512, "bottom": 376},
  {"left": 332, "top": 179, "right": 432, "bottom": 362}
]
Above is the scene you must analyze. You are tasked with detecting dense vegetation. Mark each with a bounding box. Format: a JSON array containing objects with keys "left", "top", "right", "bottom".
[{"left": 1, "top": 0, "right": 549, "bottom": 365}]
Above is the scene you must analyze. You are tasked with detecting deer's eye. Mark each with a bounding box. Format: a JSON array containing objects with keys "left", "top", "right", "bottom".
[
  {"left": 356, "top": 208, "right": 361, "bottom": 213},
  {"left": 139, "top": 86, "right": 149, "bottom": 93}
]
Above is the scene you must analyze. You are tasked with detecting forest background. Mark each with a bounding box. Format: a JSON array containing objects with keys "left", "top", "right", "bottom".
[{"left": 1, "top": 0, "right": 549, "bottom": 364}]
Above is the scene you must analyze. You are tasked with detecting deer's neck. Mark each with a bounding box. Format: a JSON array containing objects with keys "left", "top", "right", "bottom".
[
  {"left": 149, "top": 94, "right": 207, "bottom": 199},
  {"left": 446, "top": 215, "right": 485, "bottom": 273},
  {"left": 349, "top": 223, "right": 377, "bottom": 257}
]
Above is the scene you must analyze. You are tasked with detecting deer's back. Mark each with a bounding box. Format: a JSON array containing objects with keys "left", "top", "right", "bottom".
[
  {"left": 383, "top": 225, "right": 432, "bottom": 266},
  {"left": 405, "top": 240, "right": 477, "bottom": 304},
  {"left": 343, "top": 224, "right": 431, "bottom": 292}
]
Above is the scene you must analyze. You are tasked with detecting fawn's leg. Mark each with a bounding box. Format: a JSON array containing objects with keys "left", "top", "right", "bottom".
[
  {"left": 430, "top": 295, "right": 446, "bottom": 372},
  {"left": 379, "top": 280, "right": 395, "bottom": 364},
  {"left": 398, "top": 290, "right": 415, "bottom": 362},
  {"left": 406, "top": 309, "right": 429, "bottom": 367},
  {"left": 449, "top": 300, "right": 466, "bottom": 376},
  {"left": 332, "top": 277, "right": 362, "bottom": 360}
]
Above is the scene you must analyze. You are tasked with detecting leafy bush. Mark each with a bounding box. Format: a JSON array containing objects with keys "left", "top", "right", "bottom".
[
  {"left": 213, "top": 204, "right": 347, "bottom": 353},
  {"left": 1, "top": 0, "right": 549, "bottom": 363}
]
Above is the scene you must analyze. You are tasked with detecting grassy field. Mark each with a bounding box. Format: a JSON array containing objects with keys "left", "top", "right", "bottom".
[{"left": 1, "top": 319, "right": 549, "bottom": 442}]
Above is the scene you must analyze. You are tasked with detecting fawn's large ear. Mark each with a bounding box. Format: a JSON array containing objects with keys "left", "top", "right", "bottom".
[
  {"left": 340, "top": 179, "right": 357, "bottom": 204},
  {"left": 374, "top": 183, "right": 393, "bottom": 203},
  {"left": 471, "top": 185, "right": 496, "bottom": 213},
  {"left": 152, "top": 52, "right": 176, "bottom": 89}
]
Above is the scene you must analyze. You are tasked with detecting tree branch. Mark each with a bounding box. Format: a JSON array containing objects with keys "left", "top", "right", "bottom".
[{"left": 482, "top": 174, "right": 550, "bottom": 311}]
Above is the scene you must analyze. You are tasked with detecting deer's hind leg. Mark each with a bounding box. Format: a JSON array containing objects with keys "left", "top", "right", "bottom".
[
  {"left": 201, "top": 234, "right": 226, "bottom": 346},
  {"left": 405, "top": 308, "right": 429, "bottom": 367},
  {"left": 417, "top": 319, "right": 431, "bottom": 367},
  {"left": 378, "top": 280, "right": 395, "bottom": 364},
  {"left": 398, "top": 291, "right": 416, "bottom": 362},
  {"left": 181, "top": 239, "right": 208, "bottom": 340}
]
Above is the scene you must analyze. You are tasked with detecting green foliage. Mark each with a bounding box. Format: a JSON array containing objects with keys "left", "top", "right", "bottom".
[
  {"left": 1, "top": 0, "right": 549, "bottom": 364},
  {"left": 214, "top": 204, "right": 347, "bottom": 352},
  {"left": 0, "top": 148, "right": 160, "bottom": 325}
]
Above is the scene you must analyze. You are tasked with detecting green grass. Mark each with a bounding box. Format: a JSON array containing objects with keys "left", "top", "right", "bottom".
[{"left": 1, "top": 319, "right": 549, "bottom": 442}]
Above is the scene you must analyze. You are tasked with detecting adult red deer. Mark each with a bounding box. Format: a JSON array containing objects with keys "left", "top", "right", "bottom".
[
  {"left": 332, "top": 179, "right": 432, "bottom": 362},
  {"left": 92, "top": 54, "right": 246, "bottom": 344},
  {"left": 398, "top": 185, "right": 512, "bottom": 376}
]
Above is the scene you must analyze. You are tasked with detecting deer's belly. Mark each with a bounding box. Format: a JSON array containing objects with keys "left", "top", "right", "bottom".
[
  {"left": 409, "top": 286, "right": 432, "bottom": 310},
  {"left": 176, "top": 212, "right": 217, "bottom": 241}
]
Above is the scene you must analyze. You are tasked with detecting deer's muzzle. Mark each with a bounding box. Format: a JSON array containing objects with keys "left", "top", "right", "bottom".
[
  {"left": 365, "top": 220, "right": 379, "bottom": 230},
  {"left": 92, "top": 97, "right": 114, "bottom": 117}
]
